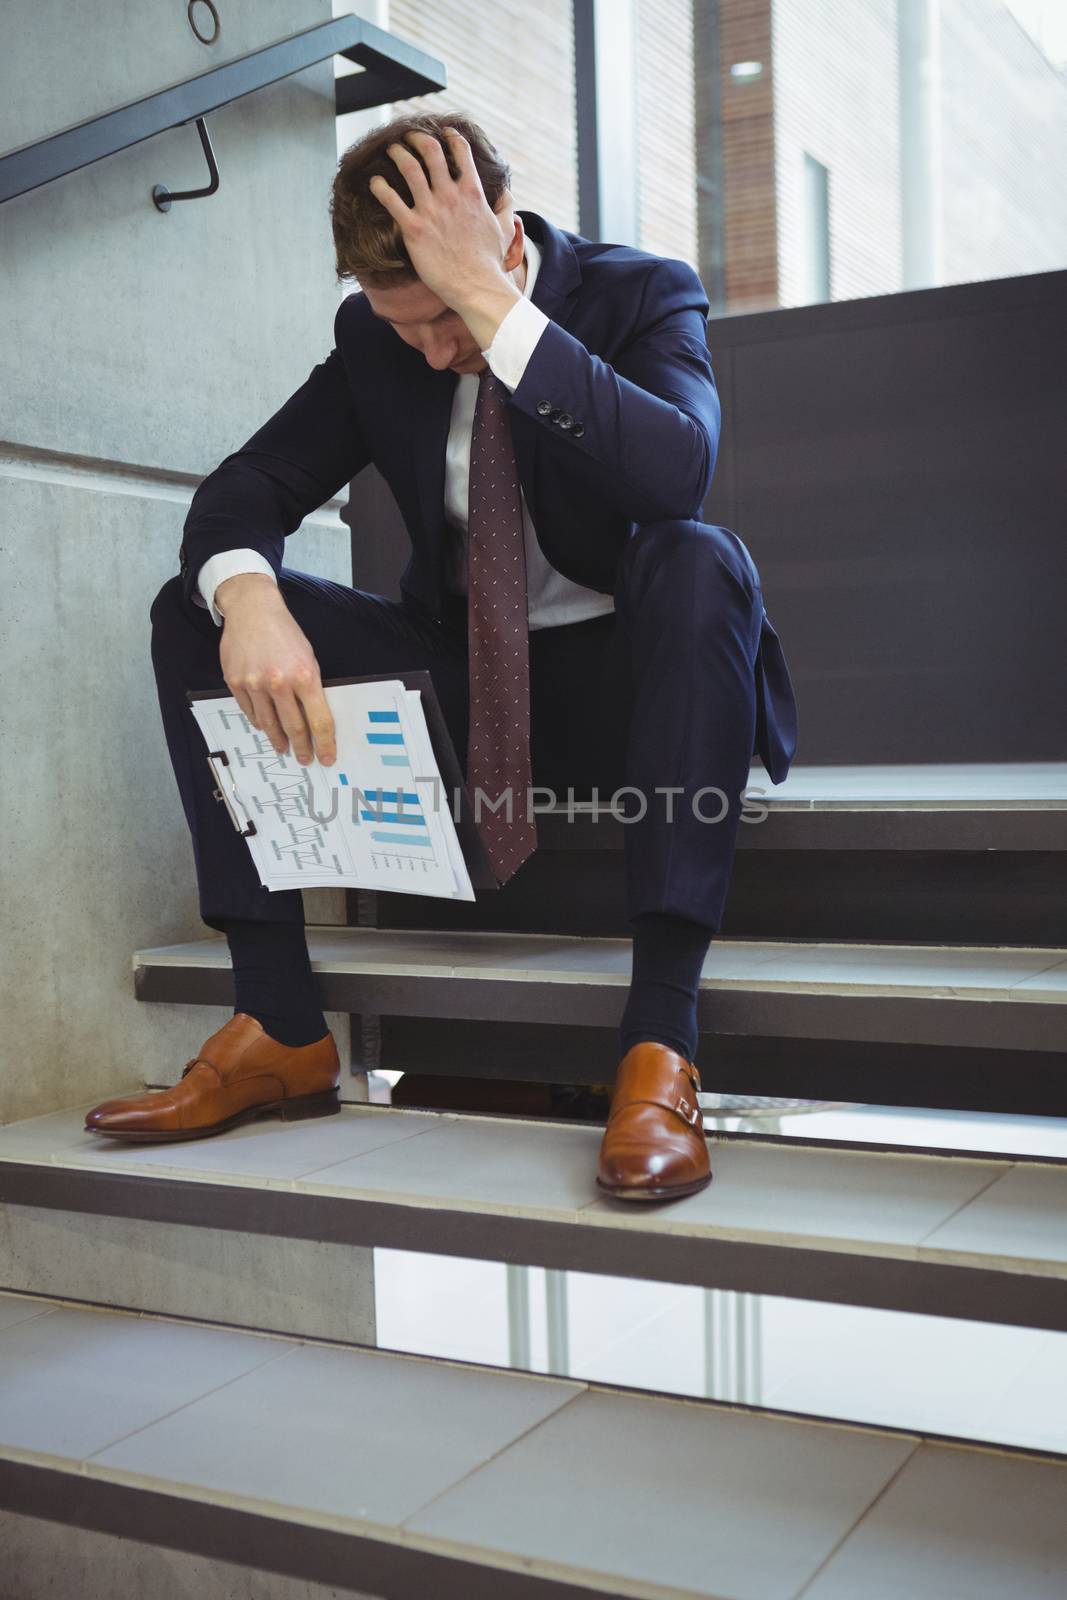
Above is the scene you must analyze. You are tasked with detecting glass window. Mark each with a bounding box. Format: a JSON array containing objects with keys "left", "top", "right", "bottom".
[
  {"left": 689, "top": 0, "right": 1067, "bottom": 315},
  {"left": 801, "top": 151, "right": 831, "bottom": 303}
]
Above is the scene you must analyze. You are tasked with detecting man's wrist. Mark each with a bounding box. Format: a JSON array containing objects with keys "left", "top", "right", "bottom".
[
  {"left": 455, "top": 280, "right": 523, "bottom": 352},
  {"left": 215, "top": 571, "right": 282, "bottom": 616}
]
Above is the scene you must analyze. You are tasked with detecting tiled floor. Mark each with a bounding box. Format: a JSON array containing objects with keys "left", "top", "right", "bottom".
[
  {"left": 800, "top": 1445, "right": 1067, "bottom": 1599},
  {"left": 405, "top": 1388, "right": 916, "bottom": 1598},
  {"left": 0, "top": 1302, "right": 290, "bottom": 1459},
  {"left": 0, "top": 1101, "right": 1051, "bottom": 1265},
  {"left": 3, "top": 1100, "right": 1067, "bottom": 1454},
  {"left": 93, "top": 1336, "right": 580, "bottom": 1529},
  {"left": 2, "top": 1292, "right": 1065, "bottom": 1598},
  {"left": 922, "top": 1161, "right": 1067, "bottom": 1264}
]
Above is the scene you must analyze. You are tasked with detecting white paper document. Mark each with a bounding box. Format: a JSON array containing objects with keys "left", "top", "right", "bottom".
[{"left": 189, "top": 679, "right": 476, "bottom": 901}]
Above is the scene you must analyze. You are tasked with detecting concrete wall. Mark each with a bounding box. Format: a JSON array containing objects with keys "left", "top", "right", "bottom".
[
  {"left": 1, "top": 1511, "right": 380, "bottom": 1600},
  {"left": 0, "top": 0, "right": 353, "bottom": 1123}
]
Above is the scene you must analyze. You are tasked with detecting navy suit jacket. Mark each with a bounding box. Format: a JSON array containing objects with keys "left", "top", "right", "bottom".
[{"left": 179, "top": 207, "right": 796, "bottom": 782}]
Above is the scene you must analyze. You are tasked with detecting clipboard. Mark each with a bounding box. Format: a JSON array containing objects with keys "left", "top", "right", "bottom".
[{"left": 186, "top": 670, "right": 499, "bottom": 892}]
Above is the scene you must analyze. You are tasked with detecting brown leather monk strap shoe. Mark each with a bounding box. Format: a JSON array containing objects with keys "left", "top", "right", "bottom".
[
  {"left": 84, "top": 1013, "right": 340, "bottom": 1142},
  {"left": 596, "top": 1040, "right": 711, "bottom": 1200}
]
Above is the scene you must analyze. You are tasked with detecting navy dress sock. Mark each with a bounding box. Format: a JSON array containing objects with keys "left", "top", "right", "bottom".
[
  {"left": 618, "top": 911, "right": 714, "bottom": 1066},
  {"left": 223, "top": 918, "right": 328, "bottom": 1048}
]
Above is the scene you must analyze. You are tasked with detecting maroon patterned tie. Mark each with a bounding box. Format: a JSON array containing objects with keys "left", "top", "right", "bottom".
[{"left": 465, "top": 367, "right": 538, "bottom": 884}]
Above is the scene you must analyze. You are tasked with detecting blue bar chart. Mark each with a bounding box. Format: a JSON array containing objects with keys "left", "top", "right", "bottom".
[{"left": 189, "top": 680, "right": 474, "bottom": 900}]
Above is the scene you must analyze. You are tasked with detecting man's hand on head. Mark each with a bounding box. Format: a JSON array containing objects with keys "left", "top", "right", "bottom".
[{"left": 368, "top": 128, "right": 522, "bottom": 347}]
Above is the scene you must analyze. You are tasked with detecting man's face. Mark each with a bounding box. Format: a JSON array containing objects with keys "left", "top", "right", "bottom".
[{"left": 363, "top": 278, "right": 488, "bottom": 374}]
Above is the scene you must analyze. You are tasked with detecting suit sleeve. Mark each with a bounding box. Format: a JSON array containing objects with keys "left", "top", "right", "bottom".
[
  {"left": 179, "top": 297, "right": 371, "bottom": 607},
  {"left": 507, "top": 257, "right": 719, "bottom": 525}
]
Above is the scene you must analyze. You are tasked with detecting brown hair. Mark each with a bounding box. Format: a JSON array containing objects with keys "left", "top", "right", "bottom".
[{"left": 331, "top": 110, "right": 513, "bottom": 289}]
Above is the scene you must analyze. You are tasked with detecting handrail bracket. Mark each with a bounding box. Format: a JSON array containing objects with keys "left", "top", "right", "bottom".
[{"left": 153, "top": 116, "right": 220, "bottom": 212}]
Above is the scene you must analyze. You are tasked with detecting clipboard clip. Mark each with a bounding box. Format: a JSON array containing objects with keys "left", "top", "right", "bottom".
[{"left": 207, "top": 750, "right": 257, "bottom": 837}]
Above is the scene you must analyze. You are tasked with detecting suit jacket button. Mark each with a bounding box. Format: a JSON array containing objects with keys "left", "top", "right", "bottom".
[
  {"left": 550, "top": 408, "right": 561, "bottom": 423},
  {"left": 536, "top": 400, "right": 552, "bottom": 416},
  {"left": 558, "top": 412, "right": 574, "bottom": 429},
  {"left": 572, "top": 422, "right": 585, "bottom": 438}
]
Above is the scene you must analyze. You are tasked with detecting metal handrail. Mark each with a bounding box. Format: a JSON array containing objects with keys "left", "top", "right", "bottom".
[{"left": 0, "top": 14, "right": 446, "bottom": 207}]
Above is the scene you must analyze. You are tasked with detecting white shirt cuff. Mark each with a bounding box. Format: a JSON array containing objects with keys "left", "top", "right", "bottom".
[
  {"left": 196, "top": 549, "right": 278, "bottom": 627},
  {"left": 481, "top": 296, "right": 550, "bottom": 392}
]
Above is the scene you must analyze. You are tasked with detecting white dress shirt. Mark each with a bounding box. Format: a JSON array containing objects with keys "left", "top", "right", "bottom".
[{"left": 195, "top": 231, "right": 616, "bottom": 631}]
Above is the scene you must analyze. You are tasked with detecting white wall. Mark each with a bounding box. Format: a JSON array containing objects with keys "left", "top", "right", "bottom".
[{"left": 0, "top": 1, "right": 353, "bottom": 1121}]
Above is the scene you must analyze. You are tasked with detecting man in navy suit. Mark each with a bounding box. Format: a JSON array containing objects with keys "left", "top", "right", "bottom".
[{"left": 85, "top": 112, "right": 797, "bottom": 1200}]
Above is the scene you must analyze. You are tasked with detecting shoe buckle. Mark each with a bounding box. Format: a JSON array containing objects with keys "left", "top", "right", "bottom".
[{"left": 676, "top": 1094, "right": 702, "bottom": 1128}]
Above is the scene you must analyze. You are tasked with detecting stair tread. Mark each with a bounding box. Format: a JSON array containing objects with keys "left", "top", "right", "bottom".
[
  {"left": 1, "top": 1293, "right": 1064, "bottom": 1599},
  {"left": 2, "top": 1105, "right": 1065, "bottom": 1280},
  {"left": 735, "top": 760, "right": 1067, "bottom": 809},
  {"left": 549, "top": 760, "right": 1067, "bottom": 811},
  {"left": 536, "top": 763, "right": 1067, "bottom": 851},
  {"left": 134, "top": 927, "right": 1067, "bottom": 1002}
]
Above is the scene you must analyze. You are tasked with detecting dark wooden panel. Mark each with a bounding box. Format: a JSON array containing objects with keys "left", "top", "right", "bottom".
[
  {"left": 722, "top": 850, "right": 1067, "bottom": 945},
  {"left": 371, "top": 849, "right": 1067, "bottom": 944},
  {"left": 376, "top": 850, "right": 629, "bottom": 935},
  {"left": 705, "top": 269, "right": 1067, "bottom": 763}
]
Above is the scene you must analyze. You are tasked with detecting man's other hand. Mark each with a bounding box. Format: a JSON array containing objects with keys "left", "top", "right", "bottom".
[{"left": 216, "top": 575, "right": 336, "bottom": 767}]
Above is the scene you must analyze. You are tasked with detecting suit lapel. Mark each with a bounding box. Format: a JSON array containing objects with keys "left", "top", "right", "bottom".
[{"left": 522, "top": 208, "right": 583, "bottom": 323}]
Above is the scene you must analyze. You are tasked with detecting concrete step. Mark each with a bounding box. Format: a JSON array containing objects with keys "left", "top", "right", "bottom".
[
  {"left": 535, "top": 761, "right": 1067, "bottom": 852},
  {"left": 2, "top": 1104, "right": 1066, "bottom": 1336},
  {"left": 1, "top": 1292, "right": 1066, "bottom": 1599},
  {"left": 133, "top": 927, "right": 1067, "bottom": 1056}
]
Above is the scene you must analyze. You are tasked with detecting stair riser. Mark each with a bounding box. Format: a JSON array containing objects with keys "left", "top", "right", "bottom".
[
  {"left": 375, "top": 1018, "right": 1067, "bottom": 1115},
  {"left": 4, "top": 1182, "right": 1067, "bottom": 1337},
  {"left": 367, "top": 850, "right": 1067, "bottom": 944},
  {"left": 0, "top": 1466, "right": 608, "bottom": 1600},
  {"left": 135, "top": 965, "right": 1066, "bottom": 1059},
  {"left": 0, "top": 1202, "right": 375, "bottom": 1347},
  {"left": 0, "top": 1509, "right": 380, "bottom": 1600}
]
